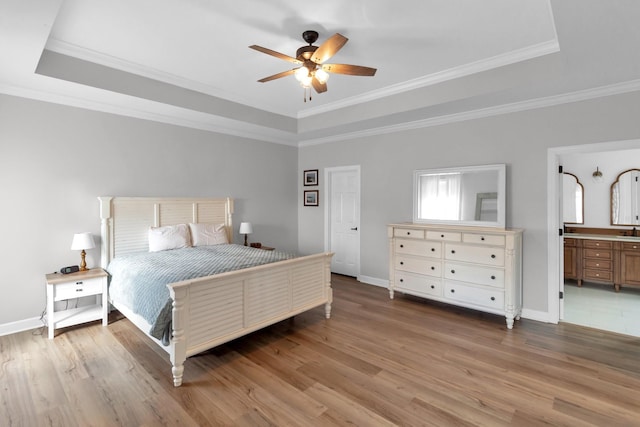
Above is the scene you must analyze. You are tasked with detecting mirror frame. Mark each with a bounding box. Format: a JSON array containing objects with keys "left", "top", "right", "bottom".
[
  {"left": 562, "top": 172, "right": 584, "bottom": 225},
  {"left": 413, "top": 164, "right": 506, "bottom": 228},
  {"left": 610, "top": 168, "right": 640, "bottom": 226}
]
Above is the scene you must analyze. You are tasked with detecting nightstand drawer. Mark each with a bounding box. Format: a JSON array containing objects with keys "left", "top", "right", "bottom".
[{"left": 55, "top": 277, "right": 103, "bottom": 301}]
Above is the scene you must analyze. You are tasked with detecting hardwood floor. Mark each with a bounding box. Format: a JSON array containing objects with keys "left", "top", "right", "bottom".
[{"left": 2, "top": 274, "right": 640, "bottom": 426}]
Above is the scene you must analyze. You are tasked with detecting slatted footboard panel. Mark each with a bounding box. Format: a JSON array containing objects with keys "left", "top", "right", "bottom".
[{"left": 170, "top": 253, "right": 333, "bottom": 359}]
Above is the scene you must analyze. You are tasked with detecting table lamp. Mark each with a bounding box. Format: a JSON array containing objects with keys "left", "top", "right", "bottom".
[
  {"left": 239, "top": 222, "right": 253, "bottom": 246},
  {"left": 71, "top": 232, "right": 95, "bottom": 271}
]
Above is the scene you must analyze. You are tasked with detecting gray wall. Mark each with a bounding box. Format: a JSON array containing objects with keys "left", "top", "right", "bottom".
[
  {"left": 298, "top": 91, "right": 640, "bottom": 315},
  {"left": 0, "top": 94, "right": 298, "bottom": 326}
]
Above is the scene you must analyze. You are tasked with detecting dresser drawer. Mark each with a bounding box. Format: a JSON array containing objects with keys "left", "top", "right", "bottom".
[
  {"left": 583, "top": 258, "right": 612, "bottom": 270},
  {"left": 444, "top": 281, "right": 505, "bottom": 310},
  {"left": 463, "top": 233, "right": 505, "bottom": 246},
  {"left": 583, "top": 240, "right": 612, "bottom": 249},
  {"left": 426, "top": 231, "right": 461, "bottom": 242},
  {"left": 394, "top": 271, "right": 442, "bottom": 297},
  {"left": 395, "top": 239, "right": 441, "bottom": 258},
  {"left": 583, "top": 269, "right": 613, "bottom": 282},
  {"left": 445, "top": 243, "right": 505, "bottom": 267},
  {"left": 444, "top": 263, "right": 505, "bottom": 288},
  {"left": 396, "top": 255, "right": 441, "bottom": 277},
  {"left": 54, "top": 277, "right": 103, "bottom": 301},
  {"left": 583, "top": 249, "right": 612, "bottom": 260},
  {"left": 394, "top": 228, "right": 425, "bottom": 239}
]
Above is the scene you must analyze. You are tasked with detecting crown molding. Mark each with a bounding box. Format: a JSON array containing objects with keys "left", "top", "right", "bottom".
[
  {"left": 298, "top": 78, "right": 640, "bottom": 147},
  {"left": 297, "top": 39, "right": 560, "bottom": 119}
]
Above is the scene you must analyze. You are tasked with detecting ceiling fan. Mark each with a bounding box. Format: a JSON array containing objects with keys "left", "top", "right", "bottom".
[{"left": 249, "top": 30, "right": 377, "bottom": 101}]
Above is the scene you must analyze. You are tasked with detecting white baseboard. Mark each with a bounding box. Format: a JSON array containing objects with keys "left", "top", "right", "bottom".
[{"left": 0, "top": 317, "right": 44, "bottom": 337}]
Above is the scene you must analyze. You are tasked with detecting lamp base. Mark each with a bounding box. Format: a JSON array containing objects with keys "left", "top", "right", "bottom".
[
  {"left": 244, "top": 235, "right": 248, "bottom": 246},
  {"left": 80, "top": 249, "right": 88, "bottom": 271}
]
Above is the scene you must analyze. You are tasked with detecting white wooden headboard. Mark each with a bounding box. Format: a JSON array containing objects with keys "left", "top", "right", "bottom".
[{"left": 98, "top": 197, "right": 234, "bottom": 267}]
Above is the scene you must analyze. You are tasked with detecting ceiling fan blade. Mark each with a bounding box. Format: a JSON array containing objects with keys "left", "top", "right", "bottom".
[
  {"left": 312, "top": 77, "right": 327, "bottom": 93},
  {"left": 257, "top": 69, "right": 297, "bottom": 83},
  {"left": 310, "top": 33, "right": 348, "bottom": 64},
  {"left": 322, "top": 63, "right": 377, "bottom": 76},
  {"left": 249, "top": 45, "right": 302, "bottom": 64}
]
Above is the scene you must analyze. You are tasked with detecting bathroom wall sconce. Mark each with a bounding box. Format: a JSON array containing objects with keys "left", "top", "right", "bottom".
[{"left": 592, "top": 166, "right": 604, "bottom": 183}]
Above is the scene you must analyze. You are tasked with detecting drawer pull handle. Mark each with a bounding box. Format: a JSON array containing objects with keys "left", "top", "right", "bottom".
[
  {"left": 451, "top": 250, "right": 456, "bottom": 254},
  {"left": 491, "top": 254, "right": 496, "bottom": 259},
  {"left": 431, "top": 266, "right": 435, "bottom": 270},
  {"left": 430, "top": 285, "right": 435, "bottom": 289},
  {"left": 441, "top": 234, "right": 445, "bottom": 238},
  {"left": 450, "top": 289, "right": 455, "bottom": 293},
  {"left": 451, "top": 270, "right": 455, "bottom": 274},
  {"left": 491, "top": 275, "right": 496, "bottom": 280},
  {"left": 481, "top": 237, "right": 485, "bottom": 241},
  {"left": 400, "top": 279, "right": 404, "bottom": 283},
  {"left": 76, "top": 281, "right": 83, "bottom": 285},
  {"left": 76, "top": 288, "right": 83, "bottom": 292},
  {"left": 400, "top": 244, "right": 404, "bottom": 248},
  {"left": 400, "top": 261, "right": 404, "bottom": 265},
  {"left": 490, "top": 297, "right": 495, "bottom": 301},
  {"left": 407, "top": 232, "right": 411, "bottom": 235},
  {"left": 431, "top": 248, "right": 435, "bottom": 252}
]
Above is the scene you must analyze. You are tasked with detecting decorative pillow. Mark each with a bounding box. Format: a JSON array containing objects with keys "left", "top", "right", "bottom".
[
  {"left": 148, "top": 224, "right": 191, "bottom": 252},
  {"left": 188, "top": 223, "right": 228, "bottom": 246}
]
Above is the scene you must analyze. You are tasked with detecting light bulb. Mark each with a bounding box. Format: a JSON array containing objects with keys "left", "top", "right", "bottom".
[
  {"left": 300, "top": 75, "right": 312, "bottom": 88},
  {"left": 294, "top": 66, "right": 309, "bottom": 82},
  {"left": 315, "top": 68, "right": 329, "bottom": 84}
]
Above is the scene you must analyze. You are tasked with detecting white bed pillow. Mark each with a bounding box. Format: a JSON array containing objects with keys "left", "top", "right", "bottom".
[
  {"left": 148, "top": 224, "right": 191, "bottom": 252},
  {"left": 189, "top": 223, "right": 228, "bottom": 246}
]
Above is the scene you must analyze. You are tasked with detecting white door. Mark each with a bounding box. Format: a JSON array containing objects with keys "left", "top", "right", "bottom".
[{"left": 325, "top": 166, "right": 360, "bottom": 277}]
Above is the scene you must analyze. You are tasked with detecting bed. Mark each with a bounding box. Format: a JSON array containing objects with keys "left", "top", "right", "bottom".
[{"left": 98, "top": 196, "right": 333, "bottom": 387}]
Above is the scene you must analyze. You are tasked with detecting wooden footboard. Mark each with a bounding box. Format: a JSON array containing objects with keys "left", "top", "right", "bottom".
[{"left": 168, "top": 252, "right": 333, "bottom": 386}]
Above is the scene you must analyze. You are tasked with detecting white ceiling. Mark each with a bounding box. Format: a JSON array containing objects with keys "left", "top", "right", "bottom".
[{"left": 2, "top": 1, "right": 640, "bottom": 145}]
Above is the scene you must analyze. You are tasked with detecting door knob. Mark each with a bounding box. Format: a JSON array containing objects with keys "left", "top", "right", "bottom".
[{"left": 351, "top": 227, "right": 358, "bottom": 231}]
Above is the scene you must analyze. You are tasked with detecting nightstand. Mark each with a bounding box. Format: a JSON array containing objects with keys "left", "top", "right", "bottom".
[{"left": 45, "top": 268, "right": 109, "bottom": 339}]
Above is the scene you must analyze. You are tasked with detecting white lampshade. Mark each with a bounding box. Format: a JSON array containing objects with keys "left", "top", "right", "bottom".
[
  {"left": 71, "top": 232, "right": 95, "bottom": 250},
  {"left": 239, "top": 222, "right": 253, "bottom": 235}
]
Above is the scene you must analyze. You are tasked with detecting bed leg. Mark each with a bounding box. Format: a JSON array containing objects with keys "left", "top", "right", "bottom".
[{"left": 172, "top": 364, "right": 184, "bottom": 387}]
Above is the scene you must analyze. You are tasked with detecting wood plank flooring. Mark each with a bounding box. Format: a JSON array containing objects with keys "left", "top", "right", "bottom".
[{"left": 2, "top": 274, "right": 640, "bottom": 426}]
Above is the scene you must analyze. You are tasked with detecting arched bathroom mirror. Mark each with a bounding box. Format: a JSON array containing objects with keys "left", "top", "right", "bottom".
[
  {"left": 611, "top": 168, "right": 640, "bottom": 225},
  {"left": 563, "top": 172, "right": 583, "bottom": 224}
]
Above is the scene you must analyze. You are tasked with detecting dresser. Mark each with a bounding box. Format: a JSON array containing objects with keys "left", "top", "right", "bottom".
[{"left": 388, "top": 223, "right": 523, "bottom": 329}]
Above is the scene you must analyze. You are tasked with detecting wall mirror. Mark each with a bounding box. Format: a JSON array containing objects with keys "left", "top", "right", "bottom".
[
  {"left": 562, "top": 172, "right": 584, "bottom": 224},
  {"left": 611, "top": 168, "right": 640, "bottom": 225},
  {"left": 413, "top": 164, "right": 506, "bottom": 228}
]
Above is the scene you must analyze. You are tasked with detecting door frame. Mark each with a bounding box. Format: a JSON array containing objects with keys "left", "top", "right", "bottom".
[
  {"left": 547, "top": 138, "right": 640, "bottom": 323},
  {"left": 324, "top": 165, "right": 361, "bottom": 278}
]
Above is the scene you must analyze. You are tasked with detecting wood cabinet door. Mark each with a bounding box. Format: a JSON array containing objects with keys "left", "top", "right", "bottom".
[{"left": 620, "top": 250, "right": 640, "bottom": 286}]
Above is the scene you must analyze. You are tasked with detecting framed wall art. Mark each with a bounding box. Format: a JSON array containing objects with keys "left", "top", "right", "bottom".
[
  {"left": 304, "top": 169, "right": 318, "bottom": 186},
  {"left": 304, "top": 190, "right": 319, "bottom": 206}
]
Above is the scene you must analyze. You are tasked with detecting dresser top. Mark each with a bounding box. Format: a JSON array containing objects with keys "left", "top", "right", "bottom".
[{"left": 388, "top": 223, "right": 523, "bottom": 235}]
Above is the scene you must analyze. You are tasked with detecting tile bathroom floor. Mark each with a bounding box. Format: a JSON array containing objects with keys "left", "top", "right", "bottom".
[{"left": 563, "top": 280, "right": 640, "bottom": 337}]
